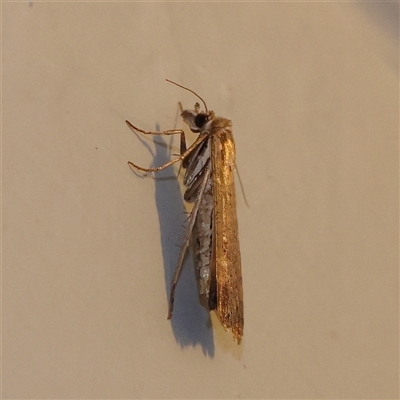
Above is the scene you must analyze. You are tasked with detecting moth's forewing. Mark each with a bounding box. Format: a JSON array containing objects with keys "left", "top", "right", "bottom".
[
  {"left": 211, "top": 120, "right": 244, "bottom": 343},
  {"left": 181, "top": 109, "right": 244, "bottom": 343}
]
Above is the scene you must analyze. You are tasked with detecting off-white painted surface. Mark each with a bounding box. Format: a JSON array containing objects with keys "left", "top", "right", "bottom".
[{"left": 3, "top": 2, "right": 398, "bottom": 398}]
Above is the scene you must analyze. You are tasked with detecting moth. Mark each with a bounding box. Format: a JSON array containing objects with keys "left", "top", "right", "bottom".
[{"left": 126, "top": 80, "right": 243, "bottom": 343}]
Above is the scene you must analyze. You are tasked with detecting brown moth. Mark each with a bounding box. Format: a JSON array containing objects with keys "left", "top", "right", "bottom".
[{"left": 126, "top": 80, "right": 243, "bottom": 343}]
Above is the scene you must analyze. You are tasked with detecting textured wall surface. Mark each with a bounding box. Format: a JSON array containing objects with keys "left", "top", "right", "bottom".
[{"left": 3, "top": 2, "right": 398, "bottom": 398}]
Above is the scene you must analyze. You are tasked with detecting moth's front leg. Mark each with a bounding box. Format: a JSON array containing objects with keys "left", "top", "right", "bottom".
[
  {"left": 126, "top": 120, "right": 187, "bottom": 156},
  {"left": 126, "top": 120, "right": 189, "bottom": 173},
  {"left": 127, "top": 123, "right": 208, "bottom": 173}
]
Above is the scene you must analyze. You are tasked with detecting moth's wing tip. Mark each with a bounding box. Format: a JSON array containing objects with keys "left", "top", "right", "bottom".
[{"left": 233, "top": 330, "right": 243, "bottom": 345}]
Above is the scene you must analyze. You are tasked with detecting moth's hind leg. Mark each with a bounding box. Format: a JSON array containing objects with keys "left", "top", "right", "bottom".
[
  {"left": 167, "top": 166, "right": 211, "bottom": 319},
  {"left": 167, "top": 230, "right": 191, "bottom": 319},
  {"left": 168, "top": 199, "right": 201, "bottom": 318}
]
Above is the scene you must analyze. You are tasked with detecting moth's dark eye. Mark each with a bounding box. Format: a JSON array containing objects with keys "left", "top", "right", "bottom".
[{"left": 194, "top": 114, "right": 208, "bottom": 128}]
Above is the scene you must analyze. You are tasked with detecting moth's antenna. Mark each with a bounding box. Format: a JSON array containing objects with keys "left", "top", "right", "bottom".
[{"left": 166, "top": 79, "right": 208, "bottom": 114}]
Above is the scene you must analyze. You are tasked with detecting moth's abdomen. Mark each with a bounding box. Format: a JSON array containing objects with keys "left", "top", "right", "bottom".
[
  {"left": 182, "top": 138, "right": 214, "bottom": 309},
  {"left": 192, "top": 177, "right": 213, "bottom": 307}
]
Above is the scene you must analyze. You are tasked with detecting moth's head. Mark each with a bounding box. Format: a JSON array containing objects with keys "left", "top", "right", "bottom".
[{"left": 181, "top": 102, "right": 215, "bottom": 133}]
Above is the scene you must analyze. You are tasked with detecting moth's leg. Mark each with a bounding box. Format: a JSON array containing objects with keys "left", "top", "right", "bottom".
[
  {"left": 126, "top": 120, "right": 187, "bottom": 155},
  {"left": 128, "top": 133, "right": 208, "bottom": 173},
  {"left": 177, "top": 103, "right": 187, "bottom": 154},
  {"left": 128, "top": 158, "right": 181, "bottom": 173},
  {"left": 168, "top": 165, "right": 211, "bottom": 319}
]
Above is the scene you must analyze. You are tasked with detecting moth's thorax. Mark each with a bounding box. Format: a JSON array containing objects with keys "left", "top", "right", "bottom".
[{"left": 211, "top": 115, "right": 232, "bottom": 132}]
